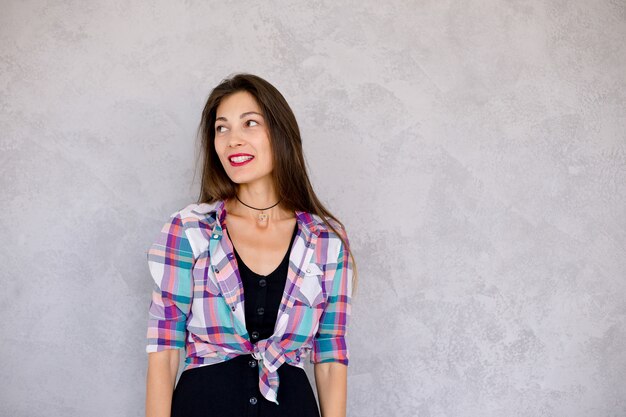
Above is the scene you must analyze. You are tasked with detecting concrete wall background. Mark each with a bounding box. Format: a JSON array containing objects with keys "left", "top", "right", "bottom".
[{"left": 1, "top": 1, "right": 624, "bottom": 416}]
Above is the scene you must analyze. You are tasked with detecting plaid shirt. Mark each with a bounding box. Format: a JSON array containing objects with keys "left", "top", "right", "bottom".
[{"left": 145, "top": 199, "right": 353, "bottom": 405}]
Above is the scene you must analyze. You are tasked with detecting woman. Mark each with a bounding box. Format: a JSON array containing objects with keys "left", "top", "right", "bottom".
[{"left": 145, "top": 73, "right": 358, "bottom": 417}]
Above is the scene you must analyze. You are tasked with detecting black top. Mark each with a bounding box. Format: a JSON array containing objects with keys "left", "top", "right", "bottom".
[
  {"left": 170, "top": 221, "right": 320, "bottom": 417},
  {"left": 233, "top": 222, "right": 298, "bottom": 343}
]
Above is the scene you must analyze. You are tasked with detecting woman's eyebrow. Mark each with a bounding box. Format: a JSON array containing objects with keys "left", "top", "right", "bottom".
[{"left": 216, "top": 111, "right": 264, "bottom": 122}]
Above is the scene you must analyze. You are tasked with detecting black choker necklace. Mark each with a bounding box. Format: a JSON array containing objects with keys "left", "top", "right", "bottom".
[{"left": 235, "top": 195, "right": 282, "bottom": 223}]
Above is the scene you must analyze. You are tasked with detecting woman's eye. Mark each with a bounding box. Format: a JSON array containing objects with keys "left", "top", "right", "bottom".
[
  {"left": 215, "top": 125, "right": 226, "bottom": 133},
  {"left": 246, "top": 120, "right": 259, "bottom": 127}
]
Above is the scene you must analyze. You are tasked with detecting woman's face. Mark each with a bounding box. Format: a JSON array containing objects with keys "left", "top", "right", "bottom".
[{"left": 214, "top": 91, "right": 273, "bottom": 186}]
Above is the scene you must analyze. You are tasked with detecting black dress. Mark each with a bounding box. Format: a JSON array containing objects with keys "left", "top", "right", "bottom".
[{"left": 171, "top": 222, "right": 320, "bottom": 417}]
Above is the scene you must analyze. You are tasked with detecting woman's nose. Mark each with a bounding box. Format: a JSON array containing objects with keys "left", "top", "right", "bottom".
[{"left": 228, "top": 130, "right": 245, "bottom": 146}]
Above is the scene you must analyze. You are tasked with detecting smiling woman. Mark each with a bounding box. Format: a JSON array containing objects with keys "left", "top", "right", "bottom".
[{"left": 144, "top": 73, "right": 358, "bottom": 417}]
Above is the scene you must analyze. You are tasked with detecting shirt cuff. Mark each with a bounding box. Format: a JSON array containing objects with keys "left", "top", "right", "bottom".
[{"left": 311, "top": 335, "right": 349, "bottom": 365}]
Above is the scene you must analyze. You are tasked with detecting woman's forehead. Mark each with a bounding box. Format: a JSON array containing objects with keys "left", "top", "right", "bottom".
[{"left": 216, "top": 91, "right": 262, "bottom": 116}]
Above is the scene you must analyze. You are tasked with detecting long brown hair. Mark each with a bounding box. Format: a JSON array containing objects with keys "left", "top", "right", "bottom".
[{"left": 192, "top": 72, "right": 358, "bottom": 296}]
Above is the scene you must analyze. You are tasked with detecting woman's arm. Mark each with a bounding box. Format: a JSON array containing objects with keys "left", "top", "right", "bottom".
[
  {"left": 144, "top": 213, "right": 195, "bottom": 416},
  {"left": 146, "top": 349, "right": 180, "bottom": 417},
  {"left": 314, "top": 362, "right": 348, "bottom": 417},
  {"left": 311, "top": 226, "right": 353, "bottom": 417}
]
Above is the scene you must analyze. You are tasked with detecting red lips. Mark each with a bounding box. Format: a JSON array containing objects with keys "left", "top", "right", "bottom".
[{"left": 228, "top": 153, "right": 255, "bottom": 167}]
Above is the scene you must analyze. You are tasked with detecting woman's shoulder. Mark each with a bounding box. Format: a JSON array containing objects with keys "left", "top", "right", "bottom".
[
  {"left": 167, "top": 200, "right": 224, "bottom": 220},
  {"left": 308, "top": 213, "right": 349, "bottom": 243}
]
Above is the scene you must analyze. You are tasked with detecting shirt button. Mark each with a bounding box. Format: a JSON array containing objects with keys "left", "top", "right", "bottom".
[
  {"left": 248, "top": 359, "right": 257, "bottom": 368},
  {"left": 306, "top": 268, "right": 311, "bottom": 273},
  {"left": 213, "top": 234, "right": 219, "bottom": 239},
  {"left": 251, "top": 331, "right": 259, "bottom": 339},
  {"left": 296, "top": 355, "right": 300, "bottom": 362},
  {"left": 249, "top": 396, "right": 257, "bottom": 405},
  {"left": 231, "top": 306, "right": 236, "bottom": 311},
  {"left": 215, "top": 268, "right": 219, "bottom": 273},
  {"left": 258, "top": 279, "right": 267, "bottom": 287},
  {"left": 256, "top": 307, "right": 265, "bottom": 315}
]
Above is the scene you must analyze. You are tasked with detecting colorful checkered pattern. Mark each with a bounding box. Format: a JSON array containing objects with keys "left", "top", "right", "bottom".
[{"left": 146, "top": 199, "right": 353, "bottom": 405}]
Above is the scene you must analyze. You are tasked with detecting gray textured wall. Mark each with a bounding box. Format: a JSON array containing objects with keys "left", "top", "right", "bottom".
[{"left": 1, "top": 1, "right": 625, "bottom": 416}]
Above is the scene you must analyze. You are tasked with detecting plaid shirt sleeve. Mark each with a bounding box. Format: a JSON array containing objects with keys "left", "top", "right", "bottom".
[
  {"left": 311, "top": 227, "right": 353, "bottom": 365},
  {"left": 145, "top": 213, "right": 194, "bottom": 353}
]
